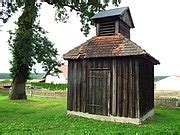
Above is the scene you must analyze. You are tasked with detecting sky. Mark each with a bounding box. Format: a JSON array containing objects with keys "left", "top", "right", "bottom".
[{"left": 0, "top": 0, "right": 180, "bottom": 76}]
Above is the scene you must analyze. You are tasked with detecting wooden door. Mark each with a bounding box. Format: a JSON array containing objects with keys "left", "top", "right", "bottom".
[{"left": 88, "top": 69, "right": 110, "bottom": 116}]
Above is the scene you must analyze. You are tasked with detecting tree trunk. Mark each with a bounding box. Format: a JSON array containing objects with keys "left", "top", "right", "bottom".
[{"left": 9, "top": 72, "right": 27, "bottom": 100}]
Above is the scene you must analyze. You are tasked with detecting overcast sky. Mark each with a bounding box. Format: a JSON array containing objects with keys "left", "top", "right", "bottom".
[{"left": 0, "top": 0, "right": 180, "bottom": 76}]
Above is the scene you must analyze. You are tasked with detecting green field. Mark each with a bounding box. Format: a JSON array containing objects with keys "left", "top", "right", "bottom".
[{"left": 0, "top": 95, "right": 179, "bottom": 134}]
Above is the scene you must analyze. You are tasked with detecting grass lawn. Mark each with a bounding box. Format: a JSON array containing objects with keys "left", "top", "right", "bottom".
[{"left": 0, "top": 95, "right": 179, "bottom": 134}]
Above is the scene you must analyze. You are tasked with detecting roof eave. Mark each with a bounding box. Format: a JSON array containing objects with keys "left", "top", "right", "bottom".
[{"left": 142, "top": 54, "right": 160, "bottom": 65}]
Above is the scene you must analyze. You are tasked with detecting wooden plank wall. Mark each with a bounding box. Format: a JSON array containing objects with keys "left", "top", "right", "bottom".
[
  {"left": 67, "top": 60, "right": 85, "bottom": 112},
  {"left": 139, "top": 59, "right": 154, "bottom": 117},
  {"left": 68, "top": 59, "right": 112, "bottom": 112},
  {"left": 67, "top": 57, "right": 154, "bottom": 119},
  {"left": 119, "top": 20, "right": 130, "bottom": 39},
  {"left": 114, "top": 58, "right": 140, "bottom": 118}
]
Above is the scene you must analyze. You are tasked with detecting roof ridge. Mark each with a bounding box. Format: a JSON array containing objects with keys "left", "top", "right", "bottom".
[{"left": 91, "top": 7, "right": 129, "bottom": 20}]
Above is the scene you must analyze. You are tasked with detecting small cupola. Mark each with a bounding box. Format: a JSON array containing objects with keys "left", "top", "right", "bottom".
[{"left": 91, "top": 7, "right": 134, "bottom": 39}]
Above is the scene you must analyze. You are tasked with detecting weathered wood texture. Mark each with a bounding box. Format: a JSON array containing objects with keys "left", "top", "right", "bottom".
[
  {"left": 99, "top": 20, "right": 115, "bottom": 36},
  {"left": 119, "top": 20, "right": 130, "bottom": 39},
  {"left": 67, "top": 57, "right": 154, "bottom": 118},
  {"left": 114, "top": 58, "right": 140, "bottom": 118},
  {"left": 139, "top": 59, "right": 154, "bottom": 117}
]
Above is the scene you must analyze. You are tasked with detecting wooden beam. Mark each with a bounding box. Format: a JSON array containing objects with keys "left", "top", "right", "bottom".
[
  {"left": 96, "top": 23, "right": 100, "bottom": 36},
  {"left": 115, "top": 20, "right": 119, "bottom": 34},
  {"left": 135, "top": 60, "right": 140, "bottom": 118},
  {"left": 112, "top": 59, "right": 117, "bottom": 116}
]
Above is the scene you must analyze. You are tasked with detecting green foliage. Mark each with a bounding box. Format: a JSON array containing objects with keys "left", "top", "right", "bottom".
[
  {"left": 0, "top": 79, "right": 12, "bottom": 84},
  {"left": 54, "top": 1, "right": 110, "bottom": 36},
  {"left": 7, "top": 0, "right": 121, "bottom": 36},
  {"left": 0, "top": 96, "right": 179, "bottom": 134},
  {"left": 29, "top": 73, "right": 44, "bottom": 80},
  {"left": 154, "top": 76, "right": 169, "bottom": 82},
  {"left": 8, "top": 1, "right": 60, "bottom": 81},
  {"left": 7, "top": 0, "right": 122, "bottom": 79},
  {"left": 8, "top": 0, "right": 38, "bottom": 80},
  {"left": 32, "top": 26, "right": 61, "bottom": 78},
  {"left": 30, "top": 82, "right": 67, "bottom": 91},
  {"left": 7, "top": 0, "right": 121, "bottom": 99}
]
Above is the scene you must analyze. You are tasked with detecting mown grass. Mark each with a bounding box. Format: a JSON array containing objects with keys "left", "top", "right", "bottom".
[{"left": 0, "top": 95, "right": 179, "bottom": 134}]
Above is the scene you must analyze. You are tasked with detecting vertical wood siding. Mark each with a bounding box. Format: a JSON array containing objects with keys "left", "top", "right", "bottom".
[
  {"left": 115, "top": 58, "right": 140, "bottom": 118},
  {"left": 119, "top": 20, "right": 130, "bottom": 39},
  {"left": 139, "top": 59, "right": 154, "bottom": 117},
  {"left": 67, "top": 57, "right": 154, "bottom": 118}
]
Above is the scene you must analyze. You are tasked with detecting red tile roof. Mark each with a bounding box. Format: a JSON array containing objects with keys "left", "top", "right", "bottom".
[{"left": 63, "top": 34, "right": 159, "bottom": 64}]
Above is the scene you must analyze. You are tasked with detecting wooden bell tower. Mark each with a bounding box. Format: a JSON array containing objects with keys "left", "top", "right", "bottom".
[{"left": 64, "top": 7, "right": 159, "bottom": 125}]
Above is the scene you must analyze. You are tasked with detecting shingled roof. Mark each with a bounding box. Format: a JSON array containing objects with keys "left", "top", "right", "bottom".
[
  {"left": 91, "top": 7, "right": 135, "bottom": 28},
  {"left": 91, "top": 7, "right": 127, "bottom": 19},
  {"left": 63, "top": 34, "right": 159, "bottom": 64}
]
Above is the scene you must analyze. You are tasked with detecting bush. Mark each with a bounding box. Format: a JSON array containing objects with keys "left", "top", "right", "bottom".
[
  {"left": 0, "top": 80, "right": 12, "bottom": 84},
  {"left": 29, "top": 82, "right": 67, "bottom": 91}
]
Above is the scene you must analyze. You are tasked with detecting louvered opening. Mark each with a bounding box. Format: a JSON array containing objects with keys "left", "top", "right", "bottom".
[{"left": 99, "top": 21, "right": 115, "bottom": 36}]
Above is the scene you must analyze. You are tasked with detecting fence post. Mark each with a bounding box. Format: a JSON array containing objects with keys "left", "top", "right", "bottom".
[
  {"left": 54, "top": 91, "right": 56, "bottom": 98},
  {"left": 176, "top": 99, "right": 179, "bottom": 107},
  {"left": 30, "top": 89, "right": 33, "bottom": 97}
]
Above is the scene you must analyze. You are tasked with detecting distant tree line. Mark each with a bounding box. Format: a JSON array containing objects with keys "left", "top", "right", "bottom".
[
  {"left": 0, "top": 73, "right": 44, "bottom": 80},
  {"left": 154, "top": 76, "right": 169, "bottom": 82},
  {"left": 0, "top": 73, "right": 12, "bottom": 79}
]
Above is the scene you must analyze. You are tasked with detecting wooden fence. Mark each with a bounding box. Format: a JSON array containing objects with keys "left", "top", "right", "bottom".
[
  {"left": 26, "top": 89, "right": 179, "bottom": 107},
  {"left": 1, "top": 88, "right": 179, "bottom": 107},
  {"left": 0, "top": 83, "right": 11, "bottom": 89},
  {"left": 154, "top": 97, "right": 179, "bottom": 107},
  {"left": 26, "top": 89, "right": 67, "bottom": 98}
]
